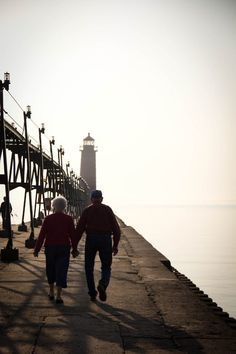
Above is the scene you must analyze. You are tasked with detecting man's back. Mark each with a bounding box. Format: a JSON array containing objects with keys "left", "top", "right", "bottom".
[
  {"left": 0, "top": 201, "right": 12, "bottom": 214},
  {"left": 77, "top": 203, "right": 120, "bottom": 236},
  {"left": 0, "top": 202, "right": 6, "bottom": 215}
]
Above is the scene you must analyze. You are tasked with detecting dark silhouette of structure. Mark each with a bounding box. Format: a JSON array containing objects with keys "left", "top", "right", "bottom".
[
  {"left": 80, "top": 133, "right": 97, "bottom": 193},
  {"left": 0, "top": 73, "right": 90, "bottom": 261}
]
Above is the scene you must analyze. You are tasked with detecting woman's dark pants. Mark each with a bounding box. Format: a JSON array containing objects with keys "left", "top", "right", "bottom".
[
  {"left": 45, "top": 245, "right": 70, "bottom": 288},
  {"left": 85, "top": 234, "right": 112, "bottom": 297}
]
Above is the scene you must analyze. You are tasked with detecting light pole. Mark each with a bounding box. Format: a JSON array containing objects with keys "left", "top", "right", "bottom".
[
  {"left": 66, "top": 161, "right": 70, "bottom": 177},
  {"left": 18, "top": 105, "right": 32, "bottom": 233},
  {"left": 0, "top": 72, "right": 19, "bottom": 261},
  {"left": 73, "top": 175, "right": 78, "bottom": 217},
  {"left": 78, "top": 176, "right": 83, "bottom": 216},
  {"left": 38, "top": 123, "right": 46, "bottom": 219},
  {"left": 49, "top": 136, "right": 56, "bottom": 198},
  {"left": 24, "top": 105, "right": 37, "bottom": 248},
  {"left": 57, "top": 145, "right": 65, "bottom": 195},
  {"left": 57, "top": 146, "right": 62, "bottom": 195},
  {"left": 75, "top": 176, "right": 81, "bottom": 218},
  {"left": 69, "top": 170, "right": 75, "bottom": 217}
]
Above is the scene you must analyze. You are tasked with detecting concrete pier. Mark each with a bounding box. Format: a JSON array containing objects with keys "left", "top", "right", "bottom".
[{"left": 0, "top": 220, "right": 235, "bottom": 353}]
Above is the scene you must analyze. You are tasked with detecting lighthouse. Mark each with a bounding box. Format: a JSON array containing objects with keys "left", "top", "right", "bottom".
[{"left": 80, "top": 133, "right": 97, "bottom": 192}]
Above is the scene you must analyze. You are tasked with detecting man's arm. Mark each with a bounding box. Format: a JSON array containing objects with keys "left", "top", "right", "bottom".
[{"left": 109, "top": 208, "right": 121, "bottom": 255}]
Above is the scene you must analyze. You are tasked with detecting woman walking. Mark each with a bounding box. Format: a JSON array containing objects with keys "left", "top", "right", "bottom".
[{"left": 33, "top": 196, "right": 78, "bottom": 303}]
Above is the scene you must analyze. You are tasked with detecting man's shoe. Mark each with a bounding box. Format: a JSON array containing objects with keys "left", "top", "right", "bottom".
[
  {"left": 97, "top": 283, "right": 107, "bottom": 302},
  {"left": 56, "top": 298, "right": 64, "bottom": 304},
  {"left": 90, "top": 296, "right": 97, "bottom": 302}
]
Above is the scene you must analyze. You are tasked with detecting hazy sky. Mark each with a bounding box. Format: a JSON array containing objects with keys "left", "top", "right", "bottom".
[{"left": 1, "top": 0, "right": 236, "bottom": 207}]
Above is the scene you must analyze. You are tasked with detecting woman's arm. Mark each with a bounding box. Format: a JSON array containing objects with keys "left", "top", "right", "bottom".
[{"left": 33, "top": 218, "right": 47, "bottom": 256}]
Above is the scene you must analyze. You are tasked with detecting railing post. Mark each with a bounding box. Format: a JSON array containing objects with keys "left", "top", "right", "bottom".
[
  {"left": 0, "top": 72, "right": 19, "bottom": 261},
  {"left": 18, "top": 189, "right": 28, "bottom": 232},
  {"left": 24, "top": 106, "right": 36, "bottom": 248},
  {"left": 38, "top": 124, "right": 46, "bottom": 217},
  {"left": 49, "top": 136, "right": 56, "bottom": 198}
]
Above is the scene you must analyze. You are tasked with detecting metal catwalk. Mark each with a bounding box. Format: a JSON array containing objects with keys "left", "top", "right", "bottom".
[{"left": 0, "top": 73, "right": 90, "bottom": 260}]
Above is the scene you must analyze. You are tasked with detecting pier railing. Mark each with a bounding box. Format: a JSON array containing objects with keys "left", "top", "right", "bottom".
[{"left": 0, "top": 73, "right": 89, "bottom": 260}]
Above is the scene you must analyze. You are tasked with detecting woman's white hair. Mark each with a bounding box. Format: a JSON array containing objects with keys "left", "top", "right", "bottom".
[{"left": 52, "top": 196, "right": 67, "bottom": 211}]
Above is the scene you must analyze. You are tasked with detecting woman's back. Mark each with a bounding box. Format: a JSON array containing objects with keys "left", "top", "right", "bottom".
[{"left": 35, "top": 212, "right": 75, "bottom": 251}]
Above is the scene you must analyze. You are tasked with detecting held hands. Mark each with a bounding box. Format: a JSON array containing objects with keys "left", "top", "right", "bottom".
[
  {"left": 112, "top": 245, "right": 118, "bottom": 256},
  {"left": 33, "top": 249, "right": 79, "bottom": 258},
  {"left": 71, "top": 249, "right": 80, "bottom": 258}
]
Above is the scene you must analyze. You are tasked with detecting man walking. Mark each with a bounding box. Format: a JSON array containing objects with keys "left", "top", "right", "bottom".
[{"left": 74, "top": 190, "right": 121, "bottom": 302}]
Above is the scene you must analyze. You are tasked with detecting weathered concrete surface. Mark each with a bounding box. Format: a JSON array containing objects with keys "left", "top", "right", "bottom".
[{"left": 0, "top": 220, "right": 235, "bottom": 354}]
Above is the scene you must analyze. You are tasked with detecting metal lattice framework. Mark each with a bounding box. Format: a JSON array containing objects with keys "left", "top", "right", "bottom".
[
  {"left": 0, "top": 73, "right": 90, "bottom": 259},
  {"left": 1, "top": 120, "right": 90, "bottom": 223}
]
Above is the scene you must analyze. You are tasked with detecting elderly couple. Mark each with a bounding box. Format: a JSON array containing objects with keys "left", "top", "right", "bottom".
[{"left": 33, "top": 190, "right": 121, "bottom": 304}]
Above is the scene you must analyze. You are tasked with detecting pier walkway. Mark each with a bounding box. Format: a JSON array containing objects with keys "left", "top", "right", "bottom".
[{"left": 0, "top": 220, "right": 236, "bottom": 353}]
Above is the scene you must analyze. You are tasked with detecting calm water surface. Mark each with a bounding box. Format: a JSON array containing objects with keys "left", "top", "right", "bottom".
[{"left": 114, "top": 205, "right": 236, "bottom": 319}]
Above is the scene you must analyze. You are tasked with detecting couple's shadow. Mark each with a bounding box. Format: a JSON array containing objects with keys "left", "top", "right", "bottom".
[{"left": 92, "top": 300, "right": 203, "bottom": 353}]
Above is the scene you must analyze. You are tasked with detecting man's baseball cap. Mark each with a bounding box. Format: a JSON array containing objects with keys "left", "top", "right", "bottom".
[{"left": 91, "top": 190, "right": 103, "bottom": 198}]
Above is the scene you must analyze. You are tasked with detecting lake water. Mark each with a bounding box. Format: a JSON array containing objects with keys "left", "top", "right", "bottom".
[{"left": 114, "top": 204, "right": 236, "bottom": 319}]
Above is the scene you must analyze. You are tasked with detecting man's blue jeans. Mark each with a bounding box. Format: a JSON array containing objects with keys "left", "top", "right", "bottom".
[{"left": 85, "top": 234, "right": 112, "bottom": 297}]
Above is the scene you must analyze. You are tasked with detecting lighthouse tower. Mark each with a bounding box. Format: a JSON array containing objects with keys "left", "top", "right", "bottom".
[{"left": 80, "top": 133, "right": 97, "bottom": 192}]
